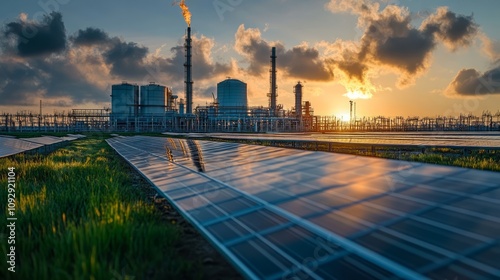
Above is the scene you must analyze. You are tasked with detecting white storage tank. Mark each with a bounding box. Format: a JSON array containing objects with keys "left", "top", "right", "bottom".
[
  {"left": 111, "top": 82, "right": 139, "bottom": 118},
  {"left": 217, "top": 78, "right": 248, "bottom": 116},
  {"left": 140, "top": 83, "right": 167, "bottom": 115}
]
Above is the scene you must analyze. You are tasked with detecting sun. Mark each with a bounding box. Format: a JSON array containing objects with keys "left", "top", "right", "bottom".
[
  {"left": 343, "top": 90, "right": 372, "bottom": 100},
  {"left": 332, "top": 111, "right": 351, "bottom": 121}
]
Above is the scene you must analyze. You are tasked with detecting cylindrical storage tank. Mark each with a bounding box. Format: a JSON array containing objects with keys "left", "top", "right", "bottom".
[
  {"left": 140, "top": 83, "right": 166, "bottom": 115},
  {"left": 217, "top": 78, "right": 247, "bottom": 117},
  {"left": 111, "top": 82, "right": 139, "bottom": 119}
]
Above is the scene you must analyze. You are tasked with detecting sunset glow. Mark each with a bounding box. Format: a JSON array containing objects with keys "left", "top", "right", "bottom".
[
  {"left": 343, "top": 90, "right": 373, "bottom": 100},
  {"left": 0, "top": 1, "right": 499, "bottom": 117}
]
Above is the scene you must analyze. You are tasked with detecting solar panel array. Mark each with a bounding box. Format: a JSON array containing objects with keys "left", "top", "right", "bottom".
[
  {"left": 0, "top": 135, "right": 85, "bottom": 158},
  {"left": 107, "top": 136, "right": 500, "bottom": 280},
  {"left": 202, "top": 132, "right": 500, "bottom": 147}
]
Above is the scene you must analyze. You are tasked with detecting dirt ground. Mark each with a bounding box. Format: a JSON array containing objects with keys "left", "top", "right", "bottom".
[{"left": 128, "top": 165, "right": 244, "bottom": 280}]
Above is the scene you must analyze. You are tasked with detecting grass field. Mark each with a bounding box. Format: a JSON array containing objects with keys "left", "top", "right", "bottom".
[{"left": 0, "top": 137, "right": 200, "bottom": 280}]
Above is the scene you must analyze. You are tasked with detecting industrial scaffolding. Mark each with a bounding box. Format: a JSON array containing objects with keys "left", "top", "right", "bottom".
[{"left": 1, "top": 111, "right": 499, "bottom": 133}]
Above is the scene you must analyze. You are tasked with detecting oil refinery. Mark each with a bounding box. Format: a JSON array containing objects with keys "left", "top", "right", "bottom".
[{"left": 1, "top": 23, "right": 500, "bottom": 133}]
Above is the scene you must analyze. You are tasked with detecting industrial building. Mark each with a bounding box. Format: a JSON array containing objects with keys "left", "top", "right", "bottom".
[
  {"left": 111, "top": 83, "right": 139, "bottom": 120},
  {"left": 216, "top": 78, "right": 248, "bottom": 117},
  {"left": 140, "top": 83, "right": 167, "bottom": 116},
  {"left": 2, "top": 24, "right": 500, "bottom": 133},
  {"left": 103, "top": 33, "right": 315, "bottom": 132}
]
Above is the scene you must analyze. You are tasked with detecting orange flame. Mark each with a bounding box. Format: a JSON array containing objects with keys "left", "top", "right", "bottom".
[{"left": 179, "top": 0, "right": 191, "bottom": 27}]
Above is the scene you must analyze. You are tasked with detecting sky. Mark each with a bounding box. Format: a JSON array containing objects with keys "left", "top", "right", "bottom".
[{"left": 1, "top": 0, "right": 500, "bottom": 118}]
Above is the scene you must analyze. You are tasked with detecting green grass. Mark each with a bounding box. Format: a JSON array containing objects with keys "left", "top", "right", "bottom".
[
  {"left": 0, "top": 138, "right": 200, "bottom": 280},
  {"left": 406, "top": 151, "right": 500, "bottom": 171}
]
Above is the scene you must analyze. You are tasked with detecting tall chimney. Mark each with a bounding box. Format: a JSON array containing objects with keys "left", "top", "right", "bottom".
[
  {"left": 294, "top": 82, "right": 303, "bottom": 118},
  {"left": 185, "top": 27, "right": 193, "bottom": 115},
  {"left": 269, "top": 47, "right": 277, "bottom": 117},
  {"left": 349, "top": 100, "right": 353, "bottom": 123}
]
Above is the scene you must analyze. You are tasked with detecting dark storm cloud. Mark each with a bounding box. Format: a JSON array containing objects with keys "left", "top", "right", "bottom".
[
  {"left": 375, "top": 29, "right": 435, "bottom": 74},
  {"left": 31, "top": 57, "right": 107, "bottom": 102},
  {"left": 235, "top": 25, "right": 333, "bottom": 81},
  {"left": 70, "top": 27, "right": 232, "bottom": 81},
  {"left": 336, "top": 61, "right": 367, "bottom": 82},
  {"left": 422, "top": 7, "right": 478, "bottom": 50},
  {"left": 446, "top": 67, "right": 500, "bottom": 96},
  {"left": 279, "top": 46, "right": 334, "bottom": 81},
  {"left": 71, "top": 27, "right": 110, "bottom": 46},
  {"left": 104, "top": 41, "right": 150, "bottom": 79},
  {"left": 70, "top": 27, "right": 154, "bottom": 80},
  {"left": 0, "top": 59, "right": 42, "bottom": 105},
  {"left": 234, "top": 25, "right": 270, "bottom": 75},
  {"left": 0, "top": 11, "right": 234, "bottom": 107},
  {"left": 0, "top": 57, "right": 107, "bottom": 106},
  {"left": 2, "top": 12, "right": 66, "bottom": 57}
]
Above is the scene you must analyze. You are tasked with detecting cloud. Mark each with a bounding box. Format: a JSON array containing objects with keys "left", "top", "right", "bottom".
[
  {"left": 234, "top": 25, "right": 271, "bottom": 75},
  {"left": 2, "top": 12, "right": 67, "bottom": 57},
  {"left": 480, "top": 35, "right": 500, "bottom": 63},
  {"left": 325, "top": 0, "right": 380, "bottom": 19},
  {"left": 446, "top": 67, "right": 500, "bottom": 96},
  {"left": 234, "top": 24, "right": 333, "bottom": 81},
  {"left": 71, "top": 27, "right": 233, "bottom": 82},
  {"left": 71, "top": 27, "right": 110, "bottom": 46},
  {"left": 421, "top": 7, "right": 478, "bottom": 51},
  {"left": 0, "top": 57, "right": 43, "bottom": 105},
  {"left": 104, "top": 41, "right": 150, "bottom": 79},
  {"left": 325, "top": 1, "right": 479, "bottom": 92},
  {"left": 0, "top": 56, "right": 106, "bottom": 106},
  {"left": 0, "top": 12, "right": 235, "bottom": 108}
]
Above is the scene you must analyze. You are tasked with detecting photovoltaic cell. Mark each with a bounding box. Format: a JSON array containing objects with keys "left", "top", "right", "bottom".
[
  {"left": 229, "top": 238, "right": 295, "bottom": 279},
  {"left": 355, "top": 231, "right": 447, "bottom": 270},
  {"left": 107, "top": 136, "right": 500, "bottom": 279},
  {"left": 0, "top": 135, "right": 84, "bottom": 158},
  {"left": 387, "top": 219, "right": 485, "bottom": 254}
]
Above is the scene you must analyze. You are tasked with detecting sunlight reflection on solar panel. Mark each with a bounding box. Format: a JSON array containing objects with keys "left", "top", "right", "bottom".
[
  {"left": 1, "top": 135, "right": 84, "bottom": 158},
  {"left": 107, "top": 136, "right": 500, "bottom": 280}
]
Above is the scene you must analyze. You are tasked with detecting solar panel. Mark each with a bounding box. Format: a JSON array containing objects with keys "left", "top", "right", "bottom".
[
  {"left": 107, "top": 136, "right": 500, "bottom": 279},
  {"left": 0, "top": 135, "right": 83, "bottom": 158},
  {"left": 22, "top": 136, "right": 65, "bottom": 145},
  {"left": 0, "top": 137, "right": 43, "bottom": 158}
]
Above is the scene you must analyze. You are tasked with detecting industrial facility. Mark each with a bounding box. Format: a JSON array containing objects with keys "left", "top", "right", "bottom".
[
  {"left": 2, "top": 24, "right": 500, "bottom": 133},
  {"left": 103, "top": 27, "right": 319, "bottom": 133}
]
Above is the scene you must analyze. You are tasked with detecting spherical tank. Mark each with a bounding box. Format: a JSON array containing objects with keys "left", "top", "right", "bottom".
[
  {"left": 111, "top": 82, "right": 139, "bottom": 117},
  {"left": 140, "top": 83, "right": 166, "bottom": 115},
  {"left": 217, "top": 79, "right": 248, "bottom": 108}
]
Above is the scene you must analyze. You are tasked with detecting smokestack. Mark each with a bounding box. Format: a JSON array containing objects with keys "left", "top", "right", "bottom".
[
  {"left": 294, "top": 82, "right": 303, "bottom": 118},
  {"left": 349, "top": 100, "right": 353, "bottom": 123},
  {"left": 269, "top": 47, "right": 277, "bottom": 117},
  {"left": 354, "top": 101, "right": 357, "bottom": 121},
  {"left": 185, "top": 27, "right": 193, "bottom": 115}
]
